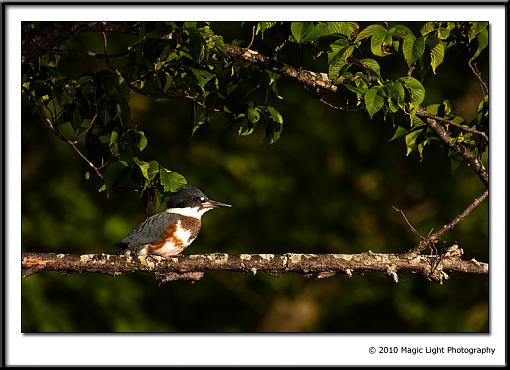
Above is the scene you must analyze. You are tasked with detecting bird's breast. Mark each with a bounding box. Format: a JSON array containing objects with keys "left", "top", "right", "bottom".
[{"left": 148, "top": 216, "right": 201, "bottom": 258}]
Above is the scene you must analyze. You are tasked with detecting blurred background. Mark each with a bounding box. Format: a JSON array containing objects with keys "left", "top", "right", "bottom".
[{"left": 21, "top": 22, "right": 488, "bottom": 332}]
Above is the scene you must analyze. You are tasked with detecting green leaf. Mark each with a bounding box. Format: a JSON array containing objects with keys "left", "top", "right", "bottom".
[
  {"left": 159, "top": 169, "right": 187, "bottom": 192},
  {"left": 256, "top": 22, "right": 277, "bottom": 38},
  {"left": 420, "top": 22, "right": 437, "bottom": 36},
  {"left": 361, "top": 58, "right": 380, "bottom": 77},
  {"left": 328, "top": 59, "right": 348, "bottom": 79},
  {"left": 425, "top": 103, "right": 441, "bottom": 116},
  {"left": 328, "top": 39, "right": 351, "bottom": 63},
  {"left": 133, "top": 157, "right": 150, "bottom": 180},
  {"left": 265, "top": 106, "right": 284, "bottom": 144},
  {"left": 345, "top": 83, "right": 366, "bottom": 97},
  {"left": 302, "top": 22, "right": 359, "bottom": 41},
  {"left": 389, "top": 126, "right": 411, "bottom": 142},
  {"left": 438, "top": 27, "right": 450, "bottom": 40},
  {"left": 238, "top": 119, "right": 254, "bottom": 136},
  {"left": 468, "top": 22, "right": 487, "bottom": 42},
  {"left": 402, "top": 34, "right": 425, "bottom": 66},
  {"left": 190, "top": 68, "right": 215, "bottom": 91},
  {"left": 364, "top": 86, "right": 384, "bottom": 118},
  {"left": 385, "top": 81, "right": 405, "bottom": 102},
  {"left": 370, "top": 27, "right": 389, "bottom": 56},
  {"left": 136, "top": 131, "right": 148, "bottom": 152},
  {"left": 469, "top": 27, "right": 488, "bottom": 62},
  {"left": 266, "top": 106, "right": 283, "bottom": 124},
  {"left": 147, "top": 160, "right": 160, "bottom": 181},
  {"left": 388, "top": 25, "right": 412, "bottom": 38},
  {"left": 405, "top": 129, "right": 422, "bottom": 156},
  {"left": 104, "top": 161, "right": 129, "bottom": 190},
  {"left": 427, "top": 35, "right": 445, "bottom": 74},
  {"left": 355, "top": 24, "right": 386, "bottom": 42},
  {"left": 247, "top": 107, "right": 260, "bottom": 124},
  {"left": 291, "top": 22, "right": 312, "bottom": 43},
  {"left": 400, "top": 77, "right": 425, "bottom": 107}
]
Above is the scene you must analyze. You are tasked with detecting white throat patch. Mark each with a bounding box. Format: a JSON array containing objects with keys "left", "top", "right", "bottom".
[{"left": 165, "top": 206, "right": 210, "bottom": 219}]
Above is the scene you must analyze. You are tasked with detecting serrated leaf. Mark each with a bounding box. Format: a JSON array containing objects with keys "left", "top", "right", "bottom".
[
  {"left": 400, "top": 77, "right": 425, "bottom": 107},
  {"left": 370, "top": 28, "right": 388, "bottom": 57},
  {"left": 328, "top": 38, "right": 351, "bottom": 63},
  {"left": 469, "top": 27, "right": 488, "bottom": 62},
  {"left": 355, "top": 24, "right": 386, "bottom": 42},
  {"left": 364, "top": 86, "right": 384, "bottom": 118},
  {"left": 405, "top": 129, "right": 422, "bottom": 156},
  {"left": 328, "top": 59, "right": 348, "bottom": 79},
  {"left": 361, "top": 58, "right": 380, "bottom": 77},
  {"left": 159, "top": 169, "right": 187, "bottom": 192},
  {"left": 385, "top": 81, "right": 405, "bottom": 102},
  {"left": 303, "top": 22, "right": 359, "bottom": 41},
  {"left": 402, "top": 34, "right": 425, "bottom": 66},
  {"left": 427, "top": 35, "right": 445, "bottom": 74},
  {"left": 468, "top": 22, "right": 487, "bottom": 42},
  {"left": 388, "top": 25, "right": 412, "bottom": 38},
  {"left": 291, "top": 22, "right": 312, "bottom": 43},
  {"left": 147, "top": 160, "right": 160, "bottom": 180},
  {"left": 345, "top": 83, "right": 366, "bottom": 96},
  {"left": 420, "top": 22, "right": 437, "bottom": 36},
  {"left": 133, "top": 157, "right": 150, "bottom": 180}
]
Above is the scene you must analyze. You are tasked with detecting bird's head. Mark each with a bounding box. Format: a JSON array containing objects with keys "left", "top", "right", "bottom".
[{"left": 164, "top": 185, "right": 231, "bottom": 218}]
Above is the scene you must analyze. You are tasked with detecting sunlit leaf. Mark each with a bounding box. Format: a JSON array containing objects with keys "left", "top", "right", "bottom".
[
  {"left": 364, "top": 86, "right": 384, "bottom": 118},
  {"left": 159, "top": 168, "right": 187, "bottom": 192}
]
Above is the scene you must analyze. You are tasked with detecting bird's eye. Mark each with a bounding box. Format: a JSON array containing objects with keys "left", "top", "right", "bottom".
[{"left": 200, "top": 196, "right": 206, "bottom": 202}]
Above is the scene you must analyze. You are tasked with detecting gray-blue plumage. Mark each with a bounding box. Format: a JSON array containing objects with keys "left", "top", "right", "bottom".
[{"left": 118, "top": 212, "right": 181, "bottom": 248}]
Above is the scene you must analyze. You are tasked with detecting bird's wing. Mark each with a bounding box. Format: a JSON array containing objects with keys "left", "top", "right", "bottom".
[{"left": 119, "top": 212, "right": 180, "bottom": 248}]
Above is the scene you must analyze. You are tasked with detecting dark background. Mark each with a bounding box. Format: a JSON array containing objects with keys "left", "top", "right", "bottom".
[{"left": 21, "top": 22, "right": 488, "bottom": 332}]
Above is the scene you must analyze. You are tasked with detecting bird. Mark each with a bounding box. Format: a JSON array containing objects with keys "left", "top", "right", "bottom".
[{"left": 117, "top": 185, "right": 231, "bottom": 259}]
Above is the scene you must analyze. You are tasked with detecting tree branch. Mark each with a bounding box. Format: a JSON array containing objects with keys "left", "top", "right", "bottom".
[
  {"left": 415, "top": 109, "right": 488, "bottom": 188},
  {"left": 22, "top": 21, "right": 135, "bottom": 65},
  {"left": 22, "top": 251, "right": 488, "bottom": 285},
  {"left": 224, "top": 44, "right": 339, "bottom": 92},
  {"left": 405, "top": 189, "right": 489, "bottom": 256},
  {"left": 415, "top": 109, "right": 488, "bottom": 142}
]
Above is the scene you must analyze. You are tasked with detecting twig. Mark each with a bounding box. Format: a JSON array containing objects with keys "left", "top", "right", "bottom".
[
  {"left": 22, "top": 87, "right": 104, "bottom": 179},
  {"left": 22, "top": 251, "right": 488, "bottom": 285},
  {"left": 468, "top": 60, "right": 488, "bottom": 97},
  {"left": 246, "top": 25, "right": 256, "bottom": 49},
  {"left": 319, "top": 96, "right": 346, "bottom": 111},
  {"left": 392, "top": 206, "right": 425, "bottom": 240},
  {"left": 416, "top": 108, "right": 488, "bottom": 142},
  {"left": 405, "top": 189, "right": 488, "bottom": 256}
]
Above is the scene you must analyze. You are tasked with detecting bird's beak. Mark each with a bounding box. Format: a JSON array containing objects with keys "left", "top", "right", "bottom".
[{"left": 202, "top": 199, "right": 232, "bottom": 209}]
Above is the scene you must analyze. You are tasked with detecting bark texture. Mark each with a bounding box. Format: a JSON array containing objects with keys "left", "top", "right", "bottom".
[{"left": 22, "top": 249, "right": 488, "bottom": 285}]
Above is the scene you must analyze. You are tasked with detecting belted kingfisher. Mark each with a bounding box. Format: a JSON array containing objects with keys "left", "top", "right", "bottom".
[{"left": 117, "top": 185, "right": 231, "bottom": 259}]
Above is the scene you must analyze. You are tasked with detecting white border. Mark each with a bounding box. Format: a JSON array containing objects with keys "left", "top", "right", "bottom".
[{"left": 6, "top": 5, "right": 506, "bottom": 366}]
